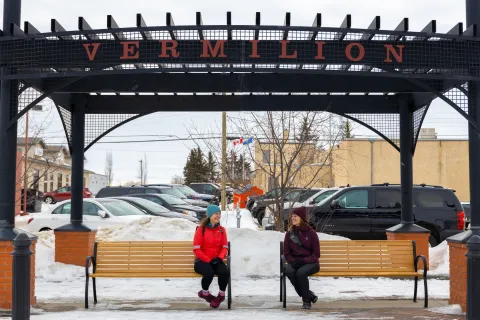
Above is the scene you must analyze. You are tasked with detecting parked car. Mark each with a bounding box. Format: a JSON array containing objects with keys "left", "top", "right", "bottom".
[
  {"left": 43, "top": 186, "right": 92, "bottom": 204},
  {"left": 461, "top": 202, "right": 470, "bottom": 229},
  {"left": 21, "top": 198, "right": 147, "bottom": 232},
  {"left": 253, "top": 188, "right": 322, "bottom": 224},
  {"left": 246, "top": 187, "right": 298, "bottom": 213},
  {"left": 190, "top": 182, "right": 233, "bottom": 203},
  {"left": 262, "top": 188, "right": 339, "bottom": 227},
  {"left": 126, "top": 193, "right": 207, "bottom": 220},
  {"left": 144, "top": 184, "right": 219, "bottom": 205},
  {"left": 267, "top": 183, "right": 466, "bottom": 247},
  {"left": 96, "top": 186, "right": 209, "bottom": 208},
  {"left": 112, "top": 196, "right": 199, "bottom": 223}
]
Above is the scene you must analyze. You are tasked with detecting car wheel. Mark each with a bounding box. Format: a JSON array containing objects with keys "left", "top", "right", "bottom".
[
  {"left": 429, "top": 234, "right": 439, "bottom": 247},
  {"left": 39, "top": 227, "right": 52, "bottom": 232},
  {"left": 44, "top": 197, "right": 54, "bottom": 204},
  {"left": 257, "top": 209, "right": 265, "bottom": 225}
]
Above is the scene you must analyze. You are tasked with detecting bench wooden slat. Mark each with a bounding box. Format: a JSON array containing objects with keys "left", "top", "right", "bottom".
[
  {"left": 312, "top": 271, "right": 423, "bottom": 277},
  {"left": 90, "top": 273, "right": 202, "bottom": 278},
  {"left": 97, "top": 247, "right": 194, "bottom": 252},
  {"left": 98, "top": 241, "right": 193, "bottom": 246}
]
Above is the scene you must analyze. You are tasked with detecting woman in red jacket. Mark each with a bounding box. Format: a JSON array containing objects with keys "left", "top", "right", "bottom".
[
  {"left": 193, "top": 204, "right": 229, "bottom": 308},
  {"left": 283, "top": 206, "right": 320, "bottom": 309}
]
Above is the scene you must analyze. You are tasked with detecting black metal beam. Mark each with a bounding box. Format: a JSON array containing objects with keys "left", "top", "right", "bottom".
[
  {"left": 196, "top": 12, "right": 204, "bottom": 40},
  {"left": 136, "top": 13, "right": 152, "bottom": 40},
  {"left": 308, "top": 13, "right": 321, "bottom": 41},
  {"left": 283, "top": 12, "right": 291, "bottom": 40},
  {"left": 51, "top": 19, "right": 73, "bottom": 40},
  {"left": 78, "top": 17, "right": 99, "bottom": 40},
  {"left": 413, "top": 20, "right": 436, "bottom": 41},
  {"left": 227, "top": 12, "right": 232, "bottom": 40},
  {"left": 77, "top": 94, "right": 400, "bottom": 114},
  {"left": 9, "top": 22, "right": 23, "bottom": 36},
  {"left": 386, "top": 18, "right": 409, "bottom": 41},
  {"left": 334, "top": 15, "right": 351, "bottom": 41},
  {"left": 166, "top": 12, "right": 178, "bottom": 40},
  {"left": 255, "top": 12, "right": 260, "bottom": 40},
  {"left": 107, "top": 15, "right": 126, "bottom": 40},
  {"left": 32, "top": 73, "right": 449, "bottom": 94},
  {"left": 447, "top": 22, "right": 463, "bottom": 36},
  {"left": 464, "top": 24, "right": 478, "bottom": 37},
  {"left": 360, "top": 16, "right": 380, "bottom": 41}
]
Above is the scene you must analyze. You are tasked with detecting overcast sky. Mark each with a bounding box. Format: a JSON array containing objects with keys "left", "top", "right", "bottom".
[{"left": 1, "top": 0, "right": 471, "bottom": 185}]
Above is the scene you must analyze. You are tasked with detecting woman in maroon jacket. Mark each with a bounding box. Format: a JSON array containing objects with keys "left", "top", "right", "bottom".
[{"left": 283, "top": 206, "right": 320, "bottom": 309}]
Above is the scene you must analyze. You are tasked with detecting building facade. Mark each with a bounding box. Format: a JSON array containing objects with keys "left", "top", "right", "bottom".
[
  {"left": 87, "top": 173, "right": 109, "bottom": 195},
  {"left": 332, "top": 134, "right": 469, "bottom": 201}
]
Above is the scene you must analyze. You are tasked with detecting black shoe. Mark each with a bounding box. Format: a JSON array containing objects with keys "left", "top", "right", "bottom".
[
  {"left": 309, "top": 290, "right": 318, "bottom": 303},
  {"left": 302, "top": 299, "right": 312, "bottom": 309}
]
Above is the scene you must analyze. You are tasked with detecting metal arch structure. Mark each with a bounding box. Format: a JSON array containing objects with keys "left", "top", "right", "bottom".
[{"left": 1, "top": 3, "right": 480, "bottom": 317}]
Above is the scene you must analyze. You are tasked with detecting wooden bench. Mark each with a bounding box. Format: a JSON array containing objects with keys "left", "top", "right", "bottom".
[
  {"left": 280, "top": 240, "right": 428, "bottom": 308},
  {"left": 85, "top": 241, "right": 232, "bottom": 309}
]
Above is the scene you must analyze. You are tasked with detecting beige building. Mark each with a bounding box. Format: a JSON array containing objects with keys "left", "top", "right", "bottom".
[
  {"left": 17, "top": 137, "right": 94, "bottom": 194},
  {"left": 252, "top": 137, "right": 333, "bottom": 191},
  {"left": 332, "top": 134, "right": 469, "bottom": 201}
]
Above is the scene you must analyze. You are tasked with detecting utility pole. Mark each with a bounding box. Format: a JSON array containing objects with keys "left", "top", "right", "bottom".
[
  {"left": 221, "top": 112, "right": 227, "bottom": 211},
  {"left": 139, "top": 159, "right": 143, "bottom": 185},
  {"left": 22, "top": 112, "right": 29, "bottom": 215}
]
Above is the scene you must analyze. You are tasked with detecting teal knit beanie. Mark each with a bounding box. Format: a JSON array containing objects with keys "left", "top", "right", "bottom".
[{"left": 206, "top": 204, "right": 221, "bottom": 218}]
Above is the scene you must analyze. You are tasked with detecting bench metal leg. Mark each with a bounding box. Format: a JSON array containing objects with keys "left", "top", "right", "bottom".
[
  {"left": 423, "top": 276, "right": 428, "bottom": 308},
  {"left": 282, "top": 275, "right": 287, "bottom": 308},
  {"left": 85, "top": 276, "right": 89, "bottom": 309},
  {"left": 93, "top": 278, "right": 98, "bottom": 304},
  {"left": 228, "top": 274, "right": 232, "bottom": 309},
  {"left": 280, "top": 274, "right": 283, "bottom": 302},
  {"left": 413, "top": 276, "right": 418, "bottom": 302}
]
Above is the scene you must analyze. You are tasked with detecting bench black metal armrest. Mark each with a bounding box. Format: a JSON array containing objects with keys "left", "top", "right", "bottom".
[
  {"left": 414, "top": 255, "right": 427, "bottom": 276},
  {"left": 85, "top": 256, "right": 96, "bottom": 276}
]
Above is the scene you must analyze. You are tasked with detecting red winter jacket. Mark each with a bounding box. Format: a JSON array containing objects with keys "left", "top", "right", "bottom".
[{"left": 193, "top": 224, "right": 229, "bottom": 263}]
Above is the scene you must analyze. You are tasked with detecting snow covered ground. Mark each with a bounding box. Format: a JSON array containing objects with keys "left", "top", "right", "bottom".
[{"left": 9, "top": 207, "right": 459, "bottom": 318}]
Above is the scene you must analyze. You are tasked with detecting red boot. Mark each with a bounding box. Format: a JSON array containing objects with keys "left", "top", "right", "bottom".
[
  {"left": 198, "top": 290, "right": 215, "bottom": 303},
  {"left": 210, "top": 293, "right": 226, "bottom": 308}
]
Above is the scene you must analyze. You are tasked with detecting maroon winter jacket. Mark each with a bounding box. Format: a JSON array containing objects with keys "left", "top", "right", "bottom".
[{"left": 283, "top": 225, "right": 320, "bottom": 265}]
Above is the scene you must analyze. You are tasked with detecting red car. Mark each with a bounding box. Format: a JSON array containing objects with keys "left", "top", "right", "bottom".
[{"left": 43, "top": 186, "right": 92, "bottom": 204}]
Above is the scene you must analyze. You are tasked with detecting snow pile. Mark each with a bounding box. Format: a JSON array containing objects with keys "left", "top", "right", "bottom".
[
  {"left": 429, "top": 304, "right": 465, "bottom": 315},
  {"left": 429, "top": 240, "right": 450, "bottom": 276},
  {"left": 221, "top": 209, "right": 258, "bottom": 230}
]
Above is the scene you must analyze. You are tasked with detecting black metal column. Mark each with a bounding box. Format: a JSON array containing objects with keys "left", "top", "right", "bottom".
[
  {"left": 55, "top": 95, "right": 90, "bottom": 231},
  {"left": 399, "top": 101, "right": 414, "bottom": 225},
  {"left": 0, "top": 0, "right": 22, "bottom": 240},
  {"left": 11, "top": 233, "right": 32, "bottom": 320},
  {"left": 387, "top": 99, "right": 428, "bottom": 234}
]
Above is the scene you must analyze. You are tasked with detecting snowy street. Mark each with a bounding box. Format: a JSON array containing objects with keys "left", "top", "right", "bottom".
[{"left": 6, "top": 208, "right": 461, "bottom": 319}]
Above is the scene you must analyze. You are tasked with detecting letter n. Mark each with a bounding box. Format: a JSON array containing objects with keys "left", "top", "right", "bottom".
[
  {"left": 384, "top": 44, "right": 404, "bottom": 63},
  {"left": 83, "top": 43, "right": 101, "bottom": 61}
]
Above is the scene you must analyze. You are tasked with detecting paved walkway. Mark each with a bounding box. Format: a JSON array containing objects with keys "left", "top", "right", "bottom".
[{"left": 24, "top": 299, "right": 465, "bottom": 320}]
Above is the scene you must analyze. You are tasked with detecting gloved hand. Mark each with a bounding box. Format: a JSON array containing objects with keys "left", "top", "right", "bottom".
[{"left": 210, "top": 257, "right": 223, "bottom": 265}]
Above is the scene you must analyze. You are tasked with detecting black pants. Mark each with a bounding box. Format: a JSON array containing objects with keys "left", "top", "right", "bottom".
[
  {"left": 285, "top": 263, "right": 320, "bottom": 300},
  {"left": 194, "top": 260, "right": 229, "bottom": 291}
]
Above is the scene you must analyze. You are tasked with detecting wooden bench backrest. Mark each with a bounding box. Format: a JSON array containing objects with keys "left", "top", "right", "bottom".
[
  {"left": 94, "top": 241, "right": 228, "bottom": 276},
  {"left": 318, "top": 240, "right": 415, "bottom": 272}
]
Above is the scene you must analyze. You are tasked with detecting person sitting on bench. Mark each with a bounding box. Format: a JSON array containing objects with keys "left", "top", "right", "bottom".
[
  {"left": 193, "top": 204, "right": 230, "bottom": 308},
  {"left": 283, "top": 206, "right": 320, "bottom": 309}
]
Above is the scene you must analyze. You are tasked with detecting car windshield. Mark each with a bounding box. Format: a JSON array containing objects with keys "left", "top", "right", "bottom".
[
  {"left": 123, "top": 198, "right": 170, "bottom": 213},
  {"left": 284, "top": 190, "right": 303, "bottom": 201},
  {"left": 317, "top": 190, "right": 342, "bottom": 206},
  {"left": 159, "top": 188, "right": 188, "bottom": 199},
  {"left": 96, "top": 200, "right": 146, "bottom": 216},
  {"left": 175, "top": 186, "right": 197, "bottom": 196},
  {"left": 160, "top": 194, "right": 189, "bottom": 205},
  {"left": 314, "top": 190, "right": 337, "bottom": 203},
  {"left": 298, "top": 190, "right": 320, "bottom": 202}
]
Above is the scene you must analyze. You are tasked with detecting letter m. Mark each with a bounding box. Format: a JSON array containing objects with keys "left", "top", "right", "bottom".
[{"left": 200, "top": 40, "right": 227, "bottom": 58}]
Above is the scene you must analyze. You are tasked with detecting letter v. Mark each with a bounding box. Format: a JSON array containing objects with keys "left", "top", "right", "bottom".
[{"left": 83, "top": 43, "right": 101, "bottom": 61}]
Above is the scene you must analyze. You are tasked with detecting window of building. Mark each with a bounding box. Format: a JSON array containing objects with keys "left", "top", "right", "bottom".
[
  {"left": 43, "top": 182, "right": 47, "bottom": 192},
  {"left": 337, "top": 190, "right": 369, "bottom": 209},
  {"left": 57, "top": 173, "right": 63, "bottom": 188},
  {"left": 262, "top": 150, "right": 271, "bottom": 163},
  {"left": 33, "top": 169, "right": 39, "bottom": 190},
  {"left": 50, "top": 174, "right": 54, "bottom": 181},
  {"left": 50, "top": 181, "right": 54, "bottom": 192},
  {"left": 66, "top": 175, "right": 69, "bottom": 186},
  {"left": 375, "top": 189, "right": 401, "bottom": 209}
]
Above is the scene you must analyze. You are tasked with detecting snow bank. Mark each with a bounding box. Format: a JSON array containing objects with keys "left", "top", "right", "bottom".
[
  {"left": 429, "top": 304, "right": 465, "bottom": 315},
  {"left": 429, "top": 240, "right": 450, "bottom": 276},
  {"left": 221, "top": 209, "right": 258, "bottom": 230}
]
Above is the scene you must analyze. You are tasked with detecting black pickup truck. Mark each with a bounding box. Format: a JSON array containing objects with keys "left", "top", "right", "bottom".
[{"left": 274, "top": 184, "right": 466, "bottom": 247}]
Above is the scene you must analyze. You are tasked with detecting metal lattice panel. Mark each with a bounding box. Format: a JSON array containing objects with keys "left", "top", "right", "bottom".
[
  {"left": 56, "top": 105, "right": 72, "bottom": 147},
  {"left": 444, "top": 86, "right": 469, "bottom": 113},
  {"left": 346, "top": 113, "right": 400, "bottom": 148},
  {"left": 84, "top": 114, "right": 138, "bottom": 149},
  {"left": 413, "top": 105, "right": 429, "bottom": 151},
  {"left": 16, "top": 86, "right": 43, "bottom": 118}
]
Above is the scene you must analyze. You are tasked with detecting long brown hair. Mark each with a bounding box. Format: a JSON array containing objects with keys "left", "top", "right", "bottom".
[
  {"left": 287, "top": 215, "right": 309, "bottom": 232},
  {"left": 199, "top": 217, "right": 209, "bottom": 228}
]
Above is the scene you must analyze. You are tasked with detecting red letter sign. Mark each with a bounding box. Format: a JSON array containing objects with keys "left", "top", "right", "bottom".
[
  {"left": 315, "top": 41, "right": 326, "bottom": 60},
  {"left": 200, "top": 40, "right": 227, "bottom": 58},
  {"left": 384, "top": 44, "right": 404, "bottom": 63},
  {"left": 159, "top": 40, "right": 180, "bottom": 58},
  {"left": 83, "top": 43, "right": 101, "bottom": 61},
  {"left": 120, "top": 41, "right": 140, "bottom": 60},
  {"left": 249, "top": 40, "right": 260, "bottom": 58},
  {"left": 279, "top": 40, "right": 297, "bottom": 59},
  {"left": 345, "top": 43, "right": 365, "bottom": 62}
]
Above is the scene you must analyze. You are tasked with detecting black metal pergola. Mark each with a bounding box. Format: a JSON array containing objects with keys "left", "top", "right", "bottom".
[{"left": 1, "top": 0, "right": 480, "bottom": 317}]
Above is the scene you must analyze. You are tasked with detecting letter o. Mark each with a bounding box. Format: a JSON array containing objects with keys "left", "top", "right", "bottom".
[{"left": 345, "top": 43, "right": 365, "bottom": 62}]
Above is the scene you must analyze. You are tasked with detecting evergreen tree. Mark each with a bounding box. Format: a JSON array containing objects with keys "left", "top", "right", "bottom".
[
  {"left": 296, "top": 116, "right": 317, "bottom": 142},
  {"left": 207, "top": 151, "right": 217, "bottom": 182},
  {"left": 343, "top": 119, "right": 353, "bottom": 139},
  {"left": 183, "top": 147, "right": 209, "bottom": 184}
]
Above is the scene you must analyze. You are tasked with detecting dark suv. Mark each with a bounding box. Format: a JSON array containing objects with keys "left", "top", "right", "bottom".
[
  {"left": 95, "top": 186, "right": 210, "bottom": 208},
  {"left": 189, "top": 183, "right": 233, "bottom": 203},
  {"left": 279, "top": 184, "right": 465, "bottom": 247}
]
